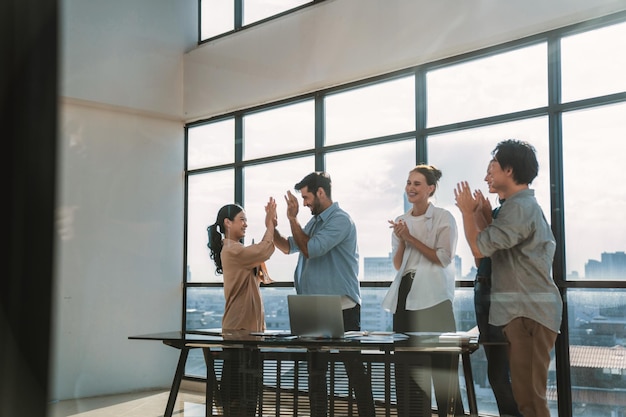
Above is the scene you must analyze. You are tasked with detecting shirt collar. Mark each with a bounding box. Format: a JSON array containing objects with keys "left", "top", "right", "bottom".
[
  {"left": 405, "top": 203, "right": 435, "bottom": 231},
  {"left": 316, "top": 201, "right": 338, "bottom": 223},
  {"left": 425, "top": 203, "right": 434, "bottom": 231}
]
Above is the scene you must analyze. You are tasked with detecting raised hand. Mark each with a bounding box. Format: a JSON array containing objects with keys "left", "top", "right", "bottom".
[
  {"left": 265, "top": 196, "right": 277, "bottom": 228},
  {"left": 284, "top": 190, "right": 299, "bottom": 220}
]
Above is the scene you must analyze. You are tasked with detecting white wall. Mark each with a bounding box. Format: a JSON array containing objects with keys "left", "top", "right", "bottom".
[
  {"left": 184, "top": 0, "right": 626, "bottom": 121},
  {"left": 61, "top": 0, "right": 196, "bottom": 117},
  {"left": 52, "top": 0, "right": 196, "bottom": 401}
]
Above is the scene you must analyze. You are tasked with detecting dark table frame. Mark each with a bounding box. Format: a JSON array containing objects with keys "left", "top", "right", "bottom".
[{"left": 129, "top": 331, "right": 479, "bottom": 417}]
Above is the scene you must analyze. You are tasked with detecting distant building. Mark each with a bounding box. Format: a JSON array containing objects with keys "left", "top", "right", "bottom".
[
  {"left": 360, "top": 289, "right": 393, "bottom": 331},
  {"left": 548, "top": 345, "right": 626, "bottom": 413},
  {"left": 454, "top": 255, "right": 463, "bottom": 280},
  {"left": 363, "top": 254, "right": 395, "bottom": 281},
  {"left": 585, "top": 251, "right": 626, "bottom": 279},
  {"left": 363, "top": 253, "right": 466, "bottom": 280},
  {"left": 465, "top": 265, "right": 478, "bottom": 281}
]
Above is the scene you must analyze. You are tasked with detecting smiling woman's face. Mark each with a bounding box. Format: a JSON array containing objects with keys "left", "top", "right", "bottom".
[
  {"left": 226, "top": 211, "right": 247, "bottom": 240},
  {"left": 405, "top": 171, "right": 434, "bottom": 205}
]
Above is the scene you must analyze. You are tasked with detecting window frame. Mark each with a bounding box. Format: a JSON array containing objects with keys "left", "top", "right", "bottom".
[{"left": 198, "top": 0, "right": 327, "bottom": 44}]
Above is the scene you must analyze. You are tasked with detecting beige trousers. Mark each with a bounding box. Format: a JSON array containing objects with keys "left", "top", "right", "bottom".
[{"left": 503, "top": 317, "right": 558, "bottom": 417}]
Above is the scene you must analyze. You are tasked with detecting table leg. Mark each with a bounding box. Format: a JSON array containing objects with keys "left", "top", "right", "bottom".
[
  {"left": 202, "top": 348, "right": 218, "bottom": 417},
  {"left": 445, "top": 353, "right": 460, "bottom": 417},
  {"left": 165, "top": 346, "right": 189, "bottom": 417},
  {"left": 462, "top": 352, "right": 478, "bottom": 417}
]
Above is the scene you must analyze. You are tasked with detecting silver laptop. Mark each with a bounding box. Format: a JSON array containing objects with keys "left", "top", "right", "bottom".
[{"left": 287, "top": 294, "right": 345, "bottom": 339}]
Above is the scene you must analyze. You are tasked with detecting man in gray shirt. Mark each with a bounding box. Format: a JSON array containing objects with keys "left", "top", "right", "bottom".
[{"left": 455, "top": 139, "right": 562, "bottom": 417}]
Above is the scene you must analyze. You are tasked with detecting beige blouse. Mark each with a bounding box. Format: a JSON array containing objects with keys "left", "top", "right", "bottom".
[{"left": 220, "top": 239, "right": 275, "bottom": 332}]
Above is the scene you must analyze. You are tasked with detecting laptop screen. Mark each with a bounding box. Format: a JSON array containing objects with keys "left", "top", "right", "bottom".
[{"left": 287, "top": 294, "right": 345, "bottom": 339}]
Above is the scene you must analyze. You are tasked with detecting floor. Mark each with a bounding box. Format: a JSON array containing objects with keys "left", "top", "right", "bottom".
[
  {"left": 48, "top": 389, "right": 208, "bottom": 417},
  {"left": 47, "top": 384, "right": 436, "bottom": 417},
  {"left": 47, "top": 387, "right": 409, "bottom": 417},
  {"left": 47, "top": 386, "right": 365, "bottom": 417}
]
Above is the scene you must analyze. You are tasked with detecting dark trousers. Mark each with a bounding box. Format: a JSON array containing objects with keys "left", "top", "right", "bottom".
[
  {"left": 308, "top": 304, "right": 376, "bottom": 417},
  {"left": 474, "top": 280, "right": 522, "bottom": 417},
  {"left": 221, "top": 348, "right": 261, "bottom": 417},
  {"left": 393, "top": 273, "right": 465, "bottom": 417}
]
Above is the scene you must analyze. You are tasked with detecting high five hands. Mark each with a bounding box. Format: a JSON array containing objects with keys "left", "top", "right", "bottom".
[
  {"left": 284, "top": 190, "right": 299, "bottom": 220},
  {"left": 265, "top": 196, "right": 278, "bottom": 227}
]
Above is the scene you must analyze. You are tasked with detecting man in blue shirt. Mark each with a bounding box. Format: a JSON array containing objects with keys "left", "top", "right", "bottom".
[{"left": 274, "top": 171, "right": 374, "bottom": 417}]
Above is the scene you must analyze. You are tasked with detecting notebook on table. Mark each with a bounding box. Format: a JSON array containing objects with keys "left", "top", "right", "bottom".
[{"left": 287, "top": 294, "right": 345, "bottom": 339}]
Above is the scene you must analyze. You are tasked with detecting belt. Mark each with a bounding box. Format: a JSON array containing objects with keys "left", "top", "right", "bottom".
[
  {"left": 475, "top": 275, "right": 491, "bottom": 286},
  {"left": 402, "top": 271, "right": 416, "bottom": 280}
]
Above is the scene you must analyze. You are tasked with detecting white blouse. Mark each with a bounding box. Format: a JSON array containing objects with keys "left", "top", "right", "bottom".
[{"left": 382, "top": 203, "right": 458, "bottom": 313}]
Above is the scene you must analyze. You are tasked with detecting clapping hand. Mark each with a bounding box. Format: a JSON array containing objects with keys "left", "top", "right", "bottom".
[
  {"left": 454, "top": 181, "right": 479, "bottom": 214},
  {"left": 474, "top": 189, "right": 493, "bottom": 224},
  {"left": 388, "top": 219, "right": 411, "bottom": 242}
]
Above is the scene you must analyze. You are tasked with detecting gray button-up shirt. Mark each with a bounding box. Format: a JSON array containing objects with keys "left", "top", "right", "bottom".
[{"left": 477, "top": 189, "right": 563, "bottom": 333}]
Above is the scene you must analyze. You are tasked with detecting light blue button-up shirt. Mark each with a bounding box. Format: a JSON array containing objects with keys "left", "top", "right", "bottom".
[{"left": 288, "top": 202, "right": 361, "bottom": 306}]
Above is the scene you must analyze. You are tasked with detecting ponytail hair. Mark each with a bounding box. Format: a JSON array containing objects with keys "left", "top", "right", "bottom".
[{"left": 207, "top": 204, "right": 244, "bottom": 275}]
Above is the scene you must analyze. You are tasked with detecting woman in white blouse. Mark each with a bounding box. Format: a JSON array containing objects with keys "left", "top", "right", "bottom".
[{"left": 382, "top": 164, "right": 465, "bottom": 417}]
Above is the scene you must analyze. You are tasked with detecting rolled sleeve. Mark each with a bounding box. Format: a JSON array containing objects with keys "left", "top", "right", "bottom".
[{"left": 434, "top": 215, "right": 457, "bottom": 266}]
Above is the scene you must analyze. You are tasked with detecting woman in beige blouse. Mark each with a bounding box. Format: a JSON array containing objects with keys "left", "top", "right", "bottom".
[{"left": 207, "top": 197, "right": 277, "bottom": 416}]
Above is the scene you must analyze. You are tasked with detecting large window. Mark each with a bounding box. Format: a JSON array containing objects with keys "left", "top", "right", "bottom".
[
  {"left": 427, "top": 43, "right": 548, "bottom": 127},
  {"left": 186, "top": 169, "right": 233, "bottom": 283},
  {"left": 325, "top": 76, "right": 415, "bottom": 145},
  {"left": 185, "top": 14, "right": 626, "bottom": 417},
  {"left": 243, "top": 100, "right": 315, "bottom": 160},
  {"left": 200, "top": 0, "right": 319, "bottom": 42},
  {"left": 560, "top": 21, "right": 626, "bottom": 102},
  {"left": 562, "top": 102, "right": 626, "bottom": 281}
]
